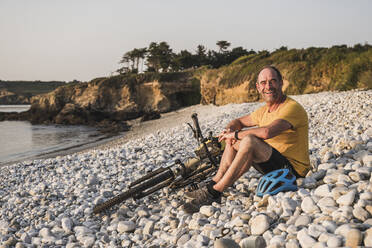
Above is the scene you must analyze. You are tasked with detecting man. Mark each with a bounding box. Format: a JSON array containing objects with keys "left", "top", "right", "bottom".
[{"left": 182, "top": 65, "right": 310, "bottom": 214}]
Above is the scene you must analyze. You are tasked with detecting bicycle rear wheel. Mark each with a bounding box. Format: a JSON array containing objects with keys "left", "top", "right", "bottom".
[{"left": 93, "top": 170, "right": 174, "bottom": 214}]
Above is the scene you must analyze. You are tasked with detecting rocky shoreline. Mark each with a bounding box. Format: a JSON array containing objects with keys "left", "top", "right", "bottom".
[
  {"left": 0, "top": 75, "right": 201, "bottom": 132},
  {"left": 0, "top": 89, "right": 371, "bottom": 248}
]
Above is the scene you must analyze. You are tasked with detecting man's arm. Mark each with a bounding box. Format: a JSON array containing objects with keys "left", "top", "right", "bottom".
[
  {"left": 220, "top": 119, "right": 292, "bottom": 143},
  {"left": 225, "top": 115, "right": 256, "bottom": 131},
  {"left": 237, "top": 119, "right": 292, "bottom": 140}
]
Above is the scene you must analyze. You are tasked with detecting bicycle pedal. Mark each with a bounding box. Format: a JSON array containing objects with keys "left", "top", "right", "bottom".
[{"left": 185, "top": 183, "right": 199, "bottom": 192}]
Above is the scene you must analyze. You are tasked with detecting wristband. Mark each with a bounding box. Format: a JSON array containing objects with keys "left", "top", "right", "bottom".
[{"left": 234, "top": 130, "right": 240, "bottom": 140}]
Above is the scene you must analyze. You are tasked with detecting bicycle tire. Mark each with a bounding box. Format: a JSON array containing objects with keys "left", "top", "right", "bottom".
[{"left": 93, "top": 170, "right": 174, "bottom": 214}]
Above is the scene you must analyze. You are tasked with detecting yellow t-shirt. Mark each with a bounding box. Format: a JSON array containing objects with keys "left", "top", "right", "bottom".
[{"left": 250, "top": 97, "right": 310, "bottom": 176}]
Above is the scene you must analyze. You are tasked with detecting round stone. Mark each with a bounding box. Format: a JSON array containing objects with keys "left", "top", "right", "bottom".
[
  {"left": 117, "top": 221, "right": 136, "bottom": 233},
  {"left": 87, "top": 175, "right": 99, "bottom": 185},
  {"left": 81, "top": 235, "right": 95, "bottom": 247},
  {"left": 214, "top": 238, "right": 240, "bottom": 248},
  {"left": 0, "top": 220, "right": 9, "bottom": 235},
  {"left": 364, "top": 227, "right": 372, "bottom": 247},
  {"left": 39, "top": 227, "right": 52, "bottom": 238},
  {"left": 62, "top": 217, "right": 73, "bottom": 233},
  {"left": 335, "top": 224, "right": 352, "bottom": 238},
  {"left": 143, "top": 221, "right": 155, "bottom": 235},
  {"left": 295, "top": 215, "right": 311, "bottom": 227},
  {"left": 321, "top": 220, "right": 337, "bottom": 233},
  {"left": 360, "top": 192, "right": 372, "bottom": 200},
  {"left": 239, "top": 236, "right": 266, "bottom": 248},
  {"left": 353, "top": 206, "right": 370, "bottom": 221},
  {"left": 297, "top": 228, "right": 316, "bottom": 248},
  {"left": 336, "top": 190, "right": 356, "bottom": 206},
  {"left": 345, "top": 229, "right": 362, "bottom": 248},
  {"left": 327, "top": 235, "right": 342, "bottom": 247},
  {"left": 21, "top": 233, "right": 32, "bottom": 244},
  {"left": 308, "top": 224, "right": 327, "bottom": 238},
  {"left": 200, "top": 205, "right": 216, "bottom": 217},
  {"left": 281, "top": 197, "right": 298, "bottom": 211},
  {"left": 177, "top": 234, "right": 191, "bottom": 246},
  {"left": 301, "top": 197, "right": 320, "bottom": 214},
  {"left": 314, "top": 184, "right": 332, "bottom": 197},
  {"left": 251, "top": 215, "right": 270, "bottom": 235}
]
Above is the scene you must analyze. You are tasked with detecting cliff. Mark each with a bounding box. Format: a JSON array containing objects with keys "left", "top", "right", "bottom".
[
  {"left": 0, "top": 73, "right": 201, "bottom": 131},
  {"left": 0, "top": 80, "right": 66, "bottom": 105},
  {"left": 0, "top": 90, "right": 31, "bottom": 104}
]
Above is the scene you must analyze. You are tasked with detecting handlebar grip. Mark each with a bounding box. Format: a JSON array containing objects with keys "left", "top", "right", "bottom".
[{"left": 191, "top": 113, "right": 204, "bottom": 141}]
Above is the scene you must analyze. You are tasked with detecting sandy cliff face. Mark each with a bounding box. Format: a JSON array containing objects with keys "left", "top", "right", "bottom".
[
  {"left": 199, "top": 67, "right": 340, "bottom": 105},
  {"left": 200, "top": 75, "right": 259, "bottom": 105}
]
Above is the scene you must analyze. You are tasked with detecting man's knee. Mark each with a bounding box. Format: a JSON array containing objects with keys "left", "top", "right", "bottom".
[
  {"left": 235, "top": 134, "right": 258, "bottom": 151},
  {"left": 241, "top": 134, "right": 258, "bottom": 147}
]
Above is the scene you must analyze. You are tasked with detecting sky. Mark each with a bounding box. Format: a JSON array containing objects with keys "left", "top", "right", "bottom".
[{"left": 1, "top": 0, "right": 371, "bottom": 82}]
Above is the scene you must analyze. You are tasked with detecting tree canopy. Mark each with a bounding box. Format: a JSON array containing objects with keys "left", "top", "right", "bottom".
[
  {"left": 117, "top": 41, "right": 372, "bottom": 93},
  {"left": 117, "top": 40, "right": 254, "bottom": 74}
]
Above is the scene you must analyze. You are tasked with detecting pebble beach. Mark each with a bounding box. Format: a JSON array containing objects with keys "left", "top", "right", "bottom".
[{"left": 1, "top": 89, "right": 372, "bottom": 248}]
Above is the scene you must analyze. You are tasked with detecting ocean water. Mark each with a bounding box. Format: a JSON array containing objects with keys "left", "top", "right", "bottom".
[
  {"left": 0, "top": 105, "right": 109, "bottom": 165},
  {"left": 0, "top": 105, "right": 31, "bottom": 113}
]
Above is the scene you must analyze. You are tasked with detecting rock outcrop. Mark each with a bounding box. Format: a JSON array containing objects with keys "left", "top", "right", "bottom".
[
  {"left": 0, "top": 75, "right": 201, "bottom": 130},
  {"left": 0, "top": 90, "right": 31, "bottom": 104},
  {"left": 0, "top": 80, "right": 65, "bottom": 104},
  {"left": 200, "top": 69, "right": 259, "bottom": 105}
]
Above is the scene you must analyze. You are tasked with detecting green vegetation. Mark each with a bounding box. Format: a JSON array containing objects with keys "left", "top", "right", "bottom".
[
  {"left": 116, "top": 41, "right": 372, "bottom": 96},
  {"left": 104, "top": 43, "right": 371, "bottom": 106},
  {"left": 117, "top": 41, "right": 371, "bottom": 95},
  {"left": 94, "top": 71, "right": 195, "bottom": 87},
  {"left": 90, "top": 70, "right": 199, "bottom": 94},
  {"left": 117, "top": 40, "right": 255, "bottom": 74},
  {"left": 0, "top": 80, "right": 71, "bottom": 96},
  {"left": 213, "top": 44, "right": 372, "bottom": 93}
]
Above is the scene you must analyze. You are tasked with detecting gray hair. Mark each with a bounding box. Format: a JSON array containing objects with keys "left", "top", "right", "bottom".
[{"left": 258, "top": 65, "right": 283, "bottom": 82}]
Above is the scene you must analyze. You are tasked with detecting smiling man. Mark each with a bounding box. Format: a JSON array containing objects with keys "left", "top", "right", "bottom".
[{"left": 182, "top": 65, "right": 310, "bottom": 214}]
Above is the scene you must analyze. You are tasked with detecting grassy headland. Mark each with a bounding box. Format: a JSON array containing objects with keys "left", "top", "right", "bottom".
[
  {"left": 0, "top": 81, "right": 68, "bottom": 96},
  {"left": 214, "top": 44, "right": 372, "bottom": 94}
]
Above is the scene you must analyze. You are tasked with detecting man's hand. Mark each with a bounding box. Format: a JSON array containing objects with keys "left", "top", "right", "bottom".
[
  {"left": 218, "top": 128, "right": 232, "bottom": 140},
  {"left": 218, "top": 128, "right": 236, "bottom": 145}
]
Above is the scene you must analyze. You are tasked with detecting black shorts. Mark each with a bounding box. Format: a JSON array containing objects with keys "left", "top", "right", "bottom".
[{"left": 252, "top": 147, "right": 302, "bottom": 178}]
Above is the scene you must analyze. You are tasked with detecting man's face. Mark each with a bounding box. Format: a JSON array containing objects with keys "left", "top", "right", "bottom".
[{"left": 256, "top": 68, "right": 283, "bottom": 104}]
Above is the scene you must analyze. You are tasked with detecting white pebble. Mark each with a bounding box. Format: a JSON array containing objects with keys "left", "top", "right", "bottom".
[
  {"left": 301, "top": 197, "right": 320, "bottom": 213},
  {"left": 200, "top": 205, "right": 216, "bottom": 217},
  {"left": 117, "top": 221, "right": 136, "bottom": 233},
  {"left": 297, "top": 228, "right": 316, "bottom": 248},
  {"left": 251, "top": 215, "right": 270, "bottom": 235},
  {"left": 61, "top": 217, "right": 73, "bottom": 233},
  {"left": 336, "top": 190, "right": 356, "bottom": 206},
  {"left": 314, "top": 184, "right": 332, "bottom": 197}
]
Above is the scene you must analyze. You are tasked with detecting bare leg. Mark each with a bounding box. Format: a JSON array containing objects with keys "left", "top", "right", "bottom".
[
  {"left": 213, "top": 134, "right": 272, "bottom": 192},
  {"left": 212, "top": 141, "right": 237, "bottom": 183}
]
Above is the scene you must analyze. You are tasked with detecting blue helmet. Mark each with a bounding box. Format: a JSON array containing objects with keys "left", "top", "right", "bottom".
[{"left": 256, "top": 168, "right": 298, "bottom": 197}]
